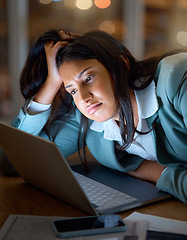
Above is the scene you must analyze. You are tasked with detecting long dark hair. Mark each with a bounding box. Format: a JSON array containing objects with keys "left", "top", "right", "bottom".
[
  {"left": 20, "top": 29, "right": 185, "bottom": 163},
  {"left": 20, "top": 29, "right": 75, "bottom": 129},
  {"left": 55, "top": 30, "right": 184, "bottom": 150}
]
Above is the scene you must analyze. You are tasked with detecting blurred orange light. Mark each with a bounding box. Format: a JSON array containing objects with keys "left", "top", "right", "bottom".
[{"left": 94, "top": 0, "right": 111, "bottom": 9}]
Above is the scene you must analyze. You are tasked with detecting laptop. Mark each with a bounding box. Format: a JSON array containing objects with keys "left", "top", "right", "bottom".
[{"left": 0, "top": 122, "right": 170, "bottom": 215}]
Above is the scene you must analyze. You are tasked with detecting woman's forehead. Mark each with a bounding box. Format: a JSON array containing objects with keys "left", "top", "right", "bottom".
[{"left": 59, "top": 59, "right": 102, "bottom": 79}]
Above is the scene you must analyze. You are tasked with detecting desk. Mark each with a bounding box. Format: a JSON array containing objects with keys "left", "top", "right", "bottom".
[
  {"left": 0, "top": 150, "right": 187, "bottom": 228},
  {"left": 0, "top": 174, "right": 186, "bottom": 228}
]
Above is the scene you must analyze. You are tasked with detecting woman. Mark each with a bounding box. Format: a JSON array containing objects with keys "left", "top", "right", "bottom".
[{"left": 0, "top": 29, "right": 187, "bottom": 203}]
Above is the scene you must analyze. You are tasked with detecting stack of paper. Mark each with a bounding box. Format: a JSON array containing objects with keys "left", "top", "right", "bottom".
[{"left": 0, "top": 212, "right": 186, "bottom": 240}]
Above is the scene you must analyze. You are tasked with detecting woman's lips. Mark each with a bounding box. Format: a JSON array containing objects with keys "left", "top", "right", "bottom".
[{"left": 87, "top": 103, "right": 102, "bottom": 115}]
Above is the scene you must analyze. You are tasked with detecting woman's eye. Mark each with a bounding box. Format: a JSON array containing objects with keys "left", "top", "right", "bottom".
[
  {"left": 70, "top": 89, "right": 77, "bottom": 95},
  {"left": 85, "top": 75, "right": 93, "bottom": 83}
]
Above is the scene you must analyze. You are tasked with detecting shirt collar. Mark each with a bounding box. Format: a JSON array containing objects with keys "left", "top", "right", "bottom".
[
  {"left": 90, "top": 81, "right": 158, "bottom": 141},
  {"left": 135, "top": 80, "right": 158, "bottom": 119},
  {"left": 90, "top": 119, "right": 123, "bottom": 142}
]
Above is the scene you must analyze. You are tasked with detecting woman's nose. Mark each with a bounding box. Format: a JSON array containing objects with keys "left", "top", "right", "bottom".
[{"left": 80, "top": 88, "right": 92, "bottom": 103}]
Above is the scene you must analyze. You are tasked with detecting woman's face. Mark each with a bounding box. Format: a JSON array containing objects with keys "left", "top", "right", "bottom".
[{"left": 59, "top": 59, "right": 119, "bottom": 122}]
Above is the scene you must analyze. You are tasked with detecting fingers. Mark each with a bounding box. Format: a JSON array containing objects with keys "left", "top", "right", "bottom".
[
  {"left": 44, "top": 41, "right": 68, "bottom": 53},
  {"left": 43, "top": 29, "right": 81, "bottom": 56},
  {"left": 44, "top": 41, "right": 54, "bottom": 53},
  {"left": 44, "top": 41, "right": 69, "bottom": 62},
  {"left": 59, "top": 30, "right": 82, "bottom": 40},
  {"left": 59, "top": 30, "right": 72, "bottom": 39},
  {"left": 44, "top": 41, "right": 66, "bottom": 78}
]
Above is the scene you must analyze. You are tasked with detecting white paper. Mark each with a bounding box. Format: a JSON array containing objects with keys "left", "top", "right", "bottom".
[
  {"left": 125, "top": 211, "right": 187, "bottom": 235},
  {"left": 0, "top": 215, "right": 147, "bottom": 240}
]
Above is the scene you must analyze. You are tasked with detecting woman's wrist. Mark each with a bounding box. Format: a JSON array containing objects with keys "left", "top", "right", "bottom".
[
  {"left": 33, "top": 77, "right": 62, "bottom": 104},
  {"left": 26, "top": 98, "right": 51, "bottom": 115},
  {"left": 146, "top": 161, "right": 166, "bottom": 183},
  {"left": 128, "top": 160, "right": 166, "bottom": 183}
]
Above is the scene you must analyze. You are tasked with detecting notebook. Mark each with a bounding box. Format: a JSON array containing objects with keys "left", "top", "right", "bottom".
[{"left": 0, "top": 122, "right": 170, "bottom": 215}]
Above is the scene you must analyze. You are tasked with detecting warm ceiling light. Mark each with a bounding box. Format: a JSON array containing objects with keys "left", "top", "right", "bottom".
[
  {"left": 177, "top": 31, "right": 187, "bottom": 46},
  {"left": 75, "top": 0, "right": 93, "bottom": 10},
  {"left": 94, "top": 0, "right": 111, "bottom": 9},
  {"left": 39, "top": 0, "right": 52, "bottom": 4},
  {"left": 99, "top": 20, "right": 115, "bottom": 34}
]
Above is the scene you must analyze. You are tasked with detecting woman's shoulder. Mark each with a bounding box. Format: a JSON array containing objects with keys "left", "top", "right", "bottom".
[
  {"left": 159, "top": 52, "right": 187, "bottom": 70},
  {"left": 155, "top": 52, "right": 187, "bottom": 97},
  {"left": 156, "top": 52, "right": 187, "bottom": 75}
]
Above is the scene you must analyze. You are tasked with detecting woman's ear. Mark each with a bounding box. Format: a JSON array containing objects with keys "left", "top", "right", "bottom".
[{"left": 120, "top": 55, "right": 130, "bottom": 70}]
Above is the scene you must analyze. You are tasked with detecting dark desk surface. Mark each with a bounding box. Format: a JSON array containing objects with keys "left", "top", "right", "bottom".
[
  {"left": 0, "top": 174, "right": 186, "bottom": 228},
  {"left": 0, "top": 151, "right": 187, "bottom": 228}
]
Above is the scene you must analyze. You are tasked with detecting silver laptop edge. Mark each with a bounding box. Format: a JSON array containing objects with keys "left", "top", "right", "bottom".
[{"left": 0, "top": 122, "right": 97, "bottom": 216}]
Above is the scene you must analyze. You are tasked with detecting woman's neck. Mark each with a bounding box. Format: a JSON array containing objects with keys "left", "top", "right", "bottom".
[
  {"left": 113, "top": 89, "right": 139, "bottom": 129},
  {"left": 129, "top": 89, "right": 139, "bottom": 128}
]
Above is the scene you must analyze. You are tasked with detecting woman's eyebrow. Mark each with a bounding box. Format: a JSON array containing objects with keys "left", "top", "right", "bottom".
[
  {"left": 65, "top": 67, "right": 92, "bottom": 89},
  {"left": 77, "top": 67, "right": 92, "bottom": 79}
]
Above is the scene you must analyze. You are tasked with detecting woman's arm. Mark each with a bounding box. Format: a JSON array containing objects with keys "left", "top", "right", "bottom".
[
  {"left": 33, "top": 41, "right": 68, "bottom": 105},
  {"left": 156, "top": 166, "right": 187, "bottom": 203},
  {"left": 0, "top": 36, "right": 68, "bottom": 175},
  {"left": 10, "top": 37, "right": 70, "bottom": 134},
  {"left": 127, "top": 160, "right": 166, "bottom": 183},
  {"left": 128, "top": 160, "right": 187, "bottom": 203}
]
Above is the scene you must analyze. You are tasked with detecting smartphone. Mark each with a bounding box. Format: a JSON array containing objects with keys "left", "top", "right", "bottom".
[{"left": 52, "top": 214, "right": 126, "bottom": 238}]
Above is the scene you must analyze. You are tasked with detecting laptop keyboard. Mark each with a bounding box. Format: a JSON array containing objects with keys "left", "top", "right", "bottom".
[{"left": 73, "top": 171, "right": 137, "bottom": 212}]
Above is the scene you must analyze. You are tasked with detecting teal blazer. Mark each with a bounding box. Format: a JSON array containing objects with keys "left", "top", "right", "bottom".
[{"left": 0, "top": 53, "right": 187, "bottom": 203}]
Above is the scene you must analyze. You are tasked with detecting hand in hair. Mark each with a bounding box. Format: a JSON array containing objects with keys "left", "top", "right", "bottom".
[
  {"left": 59, "top": 29, "right": 81, "bottom": 39},
  {"left": 33, "top": 41, "right": 68, "bottom": 105}
]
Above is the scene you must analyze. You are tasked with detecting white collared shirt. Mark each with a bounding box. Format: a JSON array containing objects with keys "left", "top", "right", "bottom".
[
  {"left": 27, "top": 81, "right": 158, "bottom": 161},
  {"left": 90, "top": 81, "right": 158, "bottom": 161}
]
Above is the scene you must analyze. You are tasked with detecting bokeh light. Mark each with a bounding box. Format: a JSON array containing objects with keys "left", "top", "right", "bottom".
[
  {"left": 99, "top": 20, "right": 127, "bottom": 40},
  {"left": 75, "top": 0, "right": 93, "bottom": 10},
  {"left": 94, "top": 0, "right": 111, "bottom": 9},
  {"left": 99, "top": 20, "right": 115, "bottom": 34},
  {"left": 177, "top": 31, "right": 187, "bottom": 46},
  {"left": 39, "top": 0, "right": 52, "bottom": 4},
  {"left": 113, "top": 20, "right": 127, "bottom": 35}
]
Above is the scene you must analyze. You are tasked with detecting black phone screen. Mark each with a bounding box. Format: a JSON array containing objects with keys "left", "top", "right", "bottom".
[{"left": 54, "top": 215, "right": 125, "bottom": 233}]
